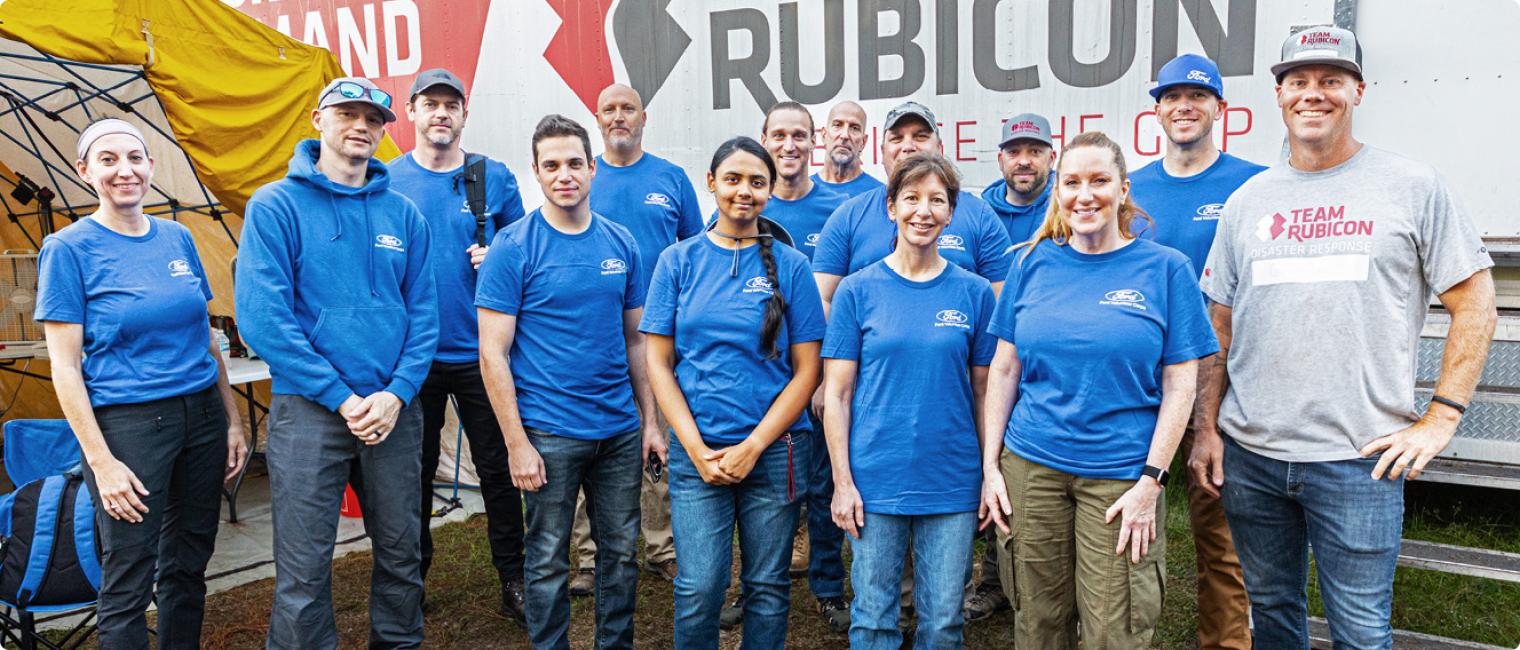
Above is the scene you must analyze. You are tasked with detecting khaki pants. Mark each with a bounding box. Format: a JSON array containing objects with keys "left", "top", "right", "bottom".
[
  {"left": 1002, "top": 451, "right": 1165, "bottom": 650},
  {"left": 1179, "top": 428, "right": 1252, "bottom": 649}
]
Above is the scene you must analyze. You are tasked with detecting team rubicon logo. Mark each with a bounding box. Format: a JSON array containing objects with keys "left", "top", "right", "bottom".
[
  {"left": 1255, "top": 205, "right": 1373, "bottom": 242},
  {"left": 546, "top": 0, "right": 689, "bottom": 111}
]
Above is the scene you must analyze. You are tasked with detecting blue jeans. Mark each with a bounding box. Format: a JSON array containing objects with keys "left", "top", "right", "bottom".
[
  {"left": 669, "top": 431, "right": 807, "bottom": 650},
  {"left": 849, "top": 511, "right": 977, "bottom": 650},
  {"left": 521, "top": 429, "right": 641, "bottom": 650},
  {"left": 803, "top": 413, "right": 847, "bottom": 598},
  {"left": 266, "top": 395, "right": 424, "bottom": 650},
  {"left": 1221, "top": 435, "right": 1403, "bottom": 650}
]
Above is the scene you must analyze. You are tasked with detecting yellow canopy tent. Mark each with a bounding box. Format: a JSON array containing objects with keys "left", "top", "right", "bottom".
[{"left": 0, "top": 0, "right": 399, "bottom": 420}]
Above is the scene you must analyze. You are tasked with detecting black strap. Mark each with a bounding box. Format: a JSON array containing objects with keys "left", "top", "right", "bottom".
[
  {"left": 1429, "top": 394, "right": 1467, "bottom": 415},
  {"left": 462, "top": 153, "right": 489, "bottom": 247}
]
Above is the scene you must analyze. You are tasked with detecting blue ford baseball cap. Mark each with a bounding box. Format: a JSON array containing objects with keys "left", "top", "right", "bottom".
[{"left": 1150, "top": 54, "right": 1224, "bottom": 100}]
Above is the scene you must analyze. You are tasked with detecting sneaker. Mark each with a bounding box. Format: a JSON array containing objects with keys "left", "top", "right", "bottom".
[
  {"left": 644, "top": 558, "right": 678, "bottom": 582},
  {"left": 719, "top": 595, "right": 745, "bottom": 630},
  {"left": 962, "top": 581, "right": 1010, "bottom": 623},
  {"left": 816, "top": 596, "right": 850, "bottom": 634},
  {"left": 500, "top": 578, "right": 527, "bottom": 628},
  {"left": 568, "top": 568, "right": 595, "bottom": 598}
]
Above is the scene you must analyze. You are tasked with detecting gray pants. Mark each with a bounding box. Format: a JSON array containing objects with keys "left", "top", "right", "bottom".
[{"left": 265, "top": 395, "right": 424, "bottom": 650}]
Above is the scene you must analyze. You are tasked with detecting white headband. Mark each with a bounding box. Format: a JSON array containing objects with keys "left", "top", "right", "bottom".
[{"left": 76, "top": 119, "right": 149, "bottom": 161}]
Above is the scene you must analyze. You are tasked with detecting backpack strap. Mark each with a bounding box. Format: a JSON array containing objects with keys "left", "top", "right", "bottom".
[
  {"left": 71, "top": 481, "right": 101, "bottom": 591},
  {"left": 16, "top": 476, "right": 64, "bottom": 606},
  {"left": 463, "top": 153, "right": 489, "bottom": 247}
]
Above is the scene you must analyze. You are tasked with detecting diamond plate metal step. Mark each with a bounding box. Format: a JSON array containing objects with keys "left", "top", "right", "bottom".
[{"left": 1308, "top": 617, "right": 1507, "bottom": 649}]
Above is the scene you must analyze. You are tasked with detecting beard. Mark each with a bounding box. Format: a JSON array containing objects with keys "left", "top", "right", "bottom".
[
  {"left": 422, "top": 127, "right": 459, "bottom": 147},
  {"left": 828, "top": 146, "right": 858, "bottom": 168}
]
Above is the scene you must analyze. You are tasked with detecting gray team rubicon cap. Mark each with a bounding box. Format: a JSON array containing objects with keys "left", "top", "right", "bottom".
[
  {"left": 998, "top": 113, "right": 1054, "bottom": 149},
  {"left": 409, "top": 68, "right": 467, "bottom": 101},
  {"left": 882, "top": 101, "right": 939, "bottom": 135},
  {"left": 1271, "top": 26, "right": 1363, "bottom": 80}
]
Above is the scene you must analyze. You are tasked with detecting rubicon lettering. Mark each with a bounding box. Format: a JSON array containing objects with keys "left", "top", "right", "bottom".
[
  {"left": 1255, "top": 205, "right": 1373, "bottom": 243},
  {"left": 935, "top": 309, "right": 970, "bottom": 329},
  {"left": 601, "top": 258, "right": 628, "bottom": 275}
]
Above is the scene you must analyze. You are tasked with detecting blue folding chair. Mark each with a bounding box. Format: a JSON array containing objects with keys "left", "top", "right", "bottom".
[{"left": 0, "top": 419, "right": 96, "bottom": 650}]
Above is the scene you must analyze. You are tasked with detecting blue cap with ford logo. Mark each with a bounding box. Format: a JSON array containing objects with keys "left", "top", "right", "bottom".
[{"left": 1150, "top": 53, "right": 1224, "bottom": 100}]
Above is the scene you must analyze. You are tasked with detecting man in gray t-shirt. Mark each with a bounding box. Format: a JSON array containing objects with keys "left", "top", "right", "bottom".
[{"left": 1194, "top": 26, "right": 1496, "bottom": 649}]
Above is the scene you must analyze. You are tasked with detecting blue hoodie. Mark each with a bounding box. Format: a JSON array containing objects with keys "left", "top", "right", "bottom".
[
  {"left": 980, "top": 178, "right": 1050, "bottom": 245},
  {"left": 236, "top": 139, "right": 439, "bottom": 412}
]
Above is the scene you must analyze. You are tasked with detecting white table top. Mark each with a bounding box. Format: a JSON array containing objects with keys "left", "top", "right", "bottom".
[
  {"left": 0, "top": 342, "right": 47, "bottom": 361},
  {"left": 224, "top": 357, "right": 271, "bottom": 385}
]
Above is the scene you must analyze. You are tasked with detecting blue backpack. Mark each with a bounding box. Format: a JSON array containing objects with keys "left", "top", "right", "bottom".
[{"left": 0, "top": 472, "right": 101, "bottom": 608}]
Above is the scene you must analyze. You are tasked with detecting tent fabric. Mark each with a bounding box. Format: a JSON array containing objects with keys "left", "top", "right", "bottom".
[{"left": 0, "top": 0, "right": 400, "bottom": 219}]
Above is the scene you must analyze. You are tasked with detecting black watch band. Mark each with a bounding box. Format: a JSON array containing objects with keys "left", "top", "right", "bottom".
[{"left": 1142, "top": 465, "right": 1170, "bottom": 487}]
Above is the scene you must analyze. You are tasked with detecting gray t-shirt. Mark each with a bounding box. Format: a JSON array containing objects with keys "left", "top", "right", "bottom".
[{"left": 1201, "top": 146, "right": 1492, "bottom": 462}]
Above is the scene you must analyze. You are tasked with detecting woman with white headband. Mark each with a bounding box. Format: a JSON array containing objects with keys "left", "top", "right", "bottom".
[{"left": 34, "top": 118, "right": 248, "bottom": 648}]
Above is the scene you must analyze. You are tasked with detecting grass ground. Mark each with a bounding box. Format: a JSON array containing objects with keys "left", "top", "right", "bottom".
[{"left": 46, "top": 480, "right": 1520, "bottom": 648}]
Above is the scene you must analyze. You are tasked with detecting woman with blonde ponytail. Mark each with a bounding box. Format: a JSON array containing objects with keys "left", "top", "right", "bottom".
[
  {"left": 978, "top": 131, "right": 1217, "bottom": 648},
  {"left": 640, "top": 136, "right": 827, "bottom": 648}
]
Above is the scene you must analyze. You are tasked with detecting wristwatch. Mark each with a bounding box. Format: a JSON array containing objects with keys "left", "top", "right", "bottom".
[{"left": 1141, "top": 464, "right": 1170, "bottom": 487}]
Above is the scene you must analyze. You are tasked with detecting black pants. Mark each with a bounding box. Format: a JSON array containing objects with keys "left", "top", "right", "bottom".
[
  {"left": 418, "top": 360, "right": 525, "bottom": 584},
  {"left": 82, "top": 384, "right": 226, "bottom": 650}
]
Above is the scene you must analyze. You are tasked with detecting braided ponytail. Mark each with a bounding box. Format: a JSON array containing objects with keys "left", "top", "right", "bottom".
[{"left": 757, "top": 219, "right": 787, "bottom": 359}]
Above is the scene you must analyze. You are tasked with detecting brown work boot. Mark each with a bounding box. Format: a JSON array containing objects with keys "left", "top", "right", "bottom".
[
  {"left": 644, "top": 558, "right": 678, "bottom": 583},
  {"left": 790, "top": 526, "right": 810, "bottom": 578},
  {"left": 568, "top": 568, "right": 595, "bottom": 598}
]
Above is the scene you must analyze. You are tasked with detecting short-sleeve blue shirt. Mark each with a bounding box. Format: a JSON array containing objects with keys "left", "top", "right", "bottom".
[
  {"left": 475, "top": 211, "right": 645, "bottom": 440},
  {"left": 35, "top": 218, "right": 218, "bottom": 407},
  {"left": 639, "top": 235, "right": 827, "bottom": 446},
  {"left": 388, "top": 152, "right": 526, "bottom": 362},
  {"left": 821, "top": 261, "right": 998, "bottom": 515},
  {"left": 591, "top": 153, "right": 704, "bottom": 296},
  {"left": 989, "top": 239, "right": 1219, "bottom": 479},
  {"left": 1130, "top": 153, "right": 1266, "bottom": 279},
  {"left": 763, "top": 183, "right": 849, "bottom": 263},
  {"left": 811, "top": 172, "right": 884, "bottom": 199},
  {"left": 812, "top": 187, "right": 1011, "bottom": 283}
]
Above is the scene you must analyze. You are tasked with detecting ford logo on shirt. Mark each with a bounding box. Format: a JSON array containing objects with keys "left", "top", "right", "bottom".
[
  {"left": 375, "top": 234, "right": 405, "bottom": 251},
  {"left": 743, "top": 276, "right": 776, "bottom": 294},
  {"left": 168, "top": 259, "right": 192, "bottom": 277},
  {"left": 1195, "top": 203, "right": 1224, "bottom": 221},
  {"left": 1101, "top": 289, "right": 1148, "bottom": 310},
  {"left": 645, "top": 192, "right": 671, "bottom": 207},
  {"left": 938, "top": 234, "right": 965, "bottom": 249},
  {"left": 601, "top": 258, "right": 628, "bottom": 275},
  {"left": 935, "top": 309, "right": 969, "bottom": 324},
  {"left": 805, "top": 233, "right": 820, "bottom": 246}
]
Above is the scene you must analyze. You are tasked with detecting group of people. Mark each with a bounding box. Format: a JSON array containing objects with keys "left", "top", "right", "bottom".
[{"left": 32, "top": 24, "right": 1497, "bottom": 650}]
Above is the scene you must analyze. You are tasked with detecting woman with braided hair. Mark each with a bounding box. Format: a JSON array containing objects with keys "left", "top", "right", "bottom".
[
  {"left": 820, "top": 152, "right": 998, "bottom": 649},
  {"left": 640, "top": 135, "right": 827, "bottom": 648}
]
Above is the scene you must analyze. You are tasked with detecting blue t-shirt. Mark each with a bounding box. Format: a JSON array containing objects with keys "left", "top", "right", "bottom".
[
  {"left": 639, "top": 235, "right": 827, "bottom": 446},
  {"left": 591, "top": 153, "right": 704, "bottom": 296},
  {"left": 388, "top": 152, "right": 526, "bottom": 363},
  {"left": 35, "top": 218, "right": 218, "bottom": 407},
  {"left": 811, "top": 172, "right": 884, "bottom": 199},
  {"left": 980, "top": 178, "right": 1050, "bottom": 244},
  {"left": 763, "top": 183, "right": 849, "bottom": 262},
  {"left": 813, "top": 187, "right": 1012, "bottom": 283},
  {"left": 1130, "top": 153, "right": 1266, "bottom": 278},
  {"left": 475, "top": 211, "right": 645, "bottom": 440},
  {"left": 821, "top": 261, "right": 998, "bottom": 515},
  {"left": 989, "top": 239, "right": 1219, "bottom": 480}
]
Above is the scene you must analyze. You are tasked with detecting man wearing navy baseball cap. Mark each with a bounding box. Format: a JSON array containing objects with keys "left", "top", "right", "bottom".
[
  {"left": 1198, "top": 27, "right": 1495, "bottom": 648},
  {"left": 237, "top": 75, "right": 438, "bottom": 647},
  {"left": 1128, "top": 52, "right": 1264, "bottom": 650},
  {"left": 388, "top": 68, "right": 530, "bottom": 624}
]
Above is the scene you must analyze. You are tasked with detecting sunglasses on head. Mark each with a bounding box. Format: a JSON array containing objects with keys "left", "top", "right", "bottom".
[{"left": 326, "top": 81, "right": 392, "bottom": 108}]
